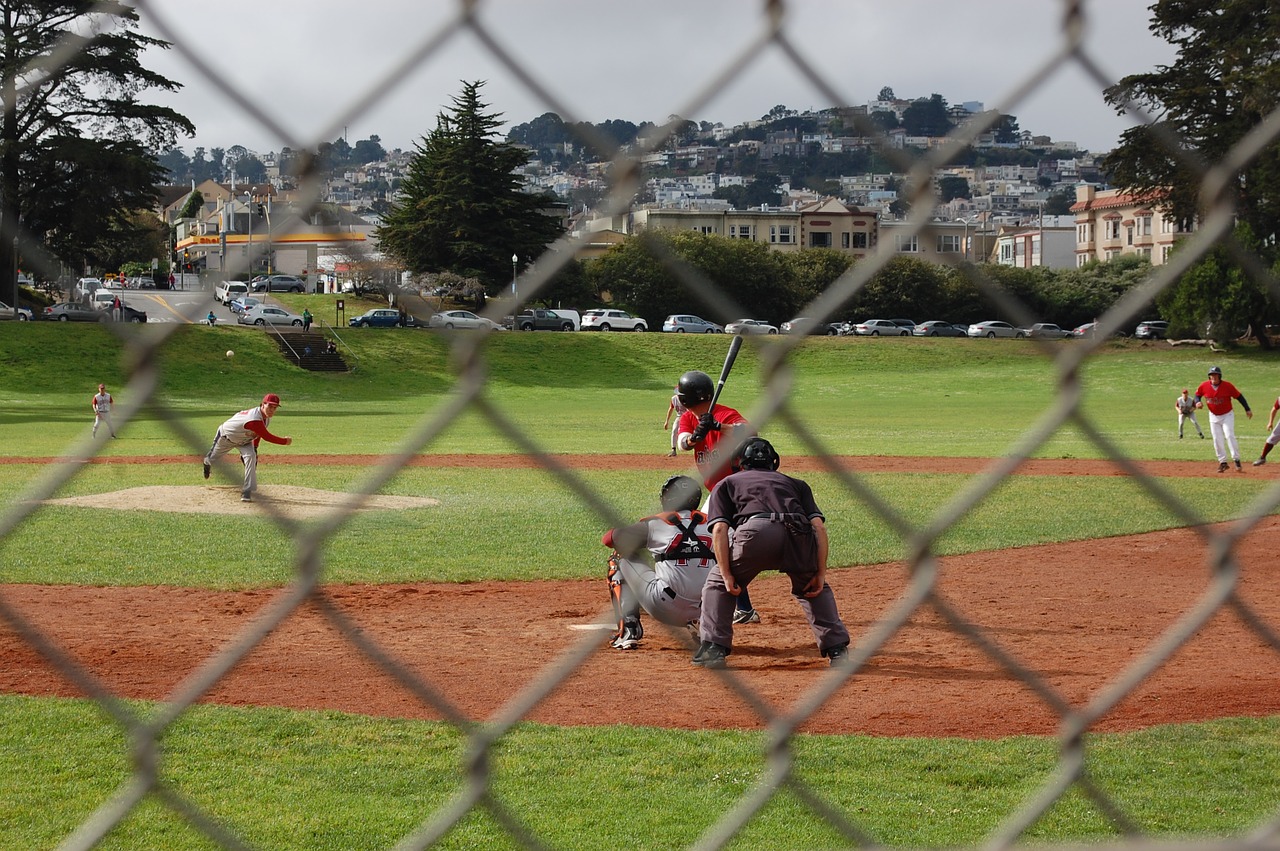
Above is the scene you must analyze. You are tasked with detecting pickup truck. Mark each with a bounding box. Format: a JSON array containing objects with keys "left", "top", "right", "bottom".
[{"left": 506, "top": 308, "right": 579, "bottom": 331}]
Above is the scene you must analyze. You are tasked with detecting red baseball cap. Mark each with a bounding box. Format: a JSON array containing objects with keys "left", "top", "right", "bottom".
[{"left": 262, "top": 393, "right": 281, "bottom": 406}]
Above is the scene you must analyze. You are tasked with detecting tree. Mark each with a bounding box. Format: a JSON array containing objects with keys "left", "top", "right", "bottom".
[
  {"left": 938, "top": 175, "right": 971, "bottom": 203},
  {"left": 0, "top": 2, "right": 193, "bottom": 292},
  {"left": 901, "top": 95, "right": 952, "bottom": 137},
  {"left": 1102, "top": 0, "right": 1280, "bottom": 345},
  {"left": 376, "top": 81, "right": 563, "bottom": 292},
  {"left": 352, "top": 135, "right": 386, "bottom": 164}
]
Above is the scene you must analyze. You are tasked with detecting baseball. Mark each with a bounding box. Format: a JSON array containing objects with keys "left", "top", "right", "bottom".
[{"left": 226, "top": 350, "right": 234, "bottom": 358}]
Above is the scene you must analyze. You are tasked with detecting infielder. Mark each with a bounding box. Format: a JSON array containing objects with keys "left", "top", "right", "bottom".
[
  {"left": 91, "top": 383, "right": 116, "bottom": 438},
  {"left": 202, "top": 393, "right": 293, "bottom": 501},
  {"left": 661, "top": 386, "right": 687, "bottom": 457},
  {"left": 1251, "top": 394, "right": 1280, "bottom": 466},
  {"left": 602, "top": 475, "right": 714, "bottom": 650},
  {"left": 1175, "top": 388, "right": 1204, "bottom": 439},
  {"left": 1194, "top": 366, "right": 1252, "bottom": 472}
]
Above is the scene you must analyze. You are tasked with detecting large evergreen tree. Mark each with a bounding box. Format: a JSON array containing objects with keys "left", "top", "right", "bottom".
[
  {"left": 0, "top": 1, "right": 193, "bottom": 290},
  {"left": 1102, "top": 0, "right": 1280, "bottom": 343},
  {"left": 377, "top": 80, "right": 562, "bottom": 291}
]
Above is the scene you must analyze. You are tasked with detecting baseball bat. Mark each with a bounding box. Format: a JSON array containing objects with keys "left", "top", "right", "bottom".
[{"left": 708, "top": 334, "right": 743, "bottom": 412}]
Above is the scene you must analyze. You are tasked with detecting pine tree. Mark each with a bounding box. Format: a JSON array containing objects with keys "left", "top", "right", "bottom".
[{"left": 377, "top": 81, "right": 562, "bottom": 291}]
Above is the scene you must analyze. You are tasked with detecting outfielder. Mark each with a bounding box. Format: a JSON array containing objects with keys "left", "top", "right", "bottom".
[
  {"left": 1194, "top": 366, "right": 1252, "bottom": 472},
  {"left": 602, "top": 475, "right": 714, "bottom": 650},
  {"left": 1251, "top": 394, "right": 1280, "bottom": 466},
  {"left": 202, "top": 393, "right": 293, "bottom": 502},
  {"left": 1175, "top": 388, "right": 1204, "bottom": 439},
  {"left": 91, "top": 383, "right": 116, "bottom": 438}
]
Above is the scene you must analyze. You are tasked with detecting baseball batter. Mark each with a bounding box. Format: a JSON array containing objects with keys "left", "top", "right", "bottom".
[
  {"left": 1175, "top": 388, "right": 1204, "bottom": 439},
  {"left": 602, "top": 475, "right": 714, "bottom": 650},
  {"left": 1251, "top": 395, "right": 1280, "bottom": 466},
  {"left": 91, "top": 383, "right": 116, "bottom": 438},
  {"left": 202, "top": 393, "right": 293, "bottom": 501},
  {"left": 1194, "top": 366, "right": 1252, "bottom": 472}
]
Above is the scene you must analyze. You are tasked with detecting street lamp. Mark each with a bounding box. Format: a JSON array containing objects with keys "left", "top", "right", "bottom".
[
  {"left": 244, "top": 192, "right": 253, "bottom": 276},
  {"left": 955, "top": 216, "right": 977, "bottom": 262},
  {"left": 511, "top": 253, "right": 518, "bottom": 295}
]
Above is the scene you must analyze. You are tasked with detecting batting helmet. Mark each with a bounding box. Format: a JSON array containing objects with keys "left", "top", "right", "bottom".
[
  {"left": 1208, "top": 365, "right": 1223, "bottom": 376},
  {"left": 660, "top": 474, "right": 702, "bottom": 512},
  {"left": 736, "top": 437, "right": 781, "bottom": 471},
  {"left": 676, "top": 370, "right": 714, "bottom": 406}
]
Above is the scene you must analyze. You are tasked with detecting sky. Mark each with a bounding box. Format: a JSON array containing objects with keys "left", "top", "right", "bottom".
[{"left": 132, "top": 0, "right": 1177, "bottom": 159}]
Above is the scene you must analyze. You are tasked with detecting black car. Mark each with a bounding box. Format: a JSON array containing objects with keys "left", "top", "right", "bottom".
[
  {"left": 912, "top": 320, "right": 967, "bottom": 337},
  {"left": 99, "top": 303, "right": 147, "bottom": 323},
  {"left": 249, "top": 274, "right": 306, "bottom": 293},
  {"left": 44, "top": 302, "right": 101, "bottom": 322}
]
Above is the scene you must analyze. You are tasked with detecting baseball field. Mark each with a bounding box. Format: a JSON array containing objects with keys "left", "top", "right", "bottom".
[{"left": 1, "top": 320, "right": 1278, "bottom": 849}]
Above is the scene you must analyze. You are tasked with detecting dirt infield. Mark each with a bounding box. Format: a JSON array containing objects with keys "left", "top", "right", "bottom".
[{"left": 2, "top": 454, "right": 1278, "bottom": 738}]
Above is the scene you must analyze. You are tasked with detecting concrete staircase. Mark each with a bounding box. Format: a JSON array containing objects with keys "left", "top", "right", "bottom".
[{"left": 271, "top": 330, "right": 350, "bottom": 372}]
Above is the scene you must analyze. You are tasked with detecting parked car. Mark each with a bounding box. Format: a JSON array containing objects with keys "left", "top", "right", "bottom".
[
  {"left": 238, "top": 305, "right": 304, "bottom": 327},
  {"left": 912, "top": 320, "right": 966, "bottom": 337},
  {"left": 1134, "top": 320, "right": 1169, "bottom": 340},
  {"left": 228, "top": 296, "right": 262, "bottom": 315},
  {"left": 662, "top": 314, "right": 723, "bottom": 333},
  {"left": 0, "top": 300, "right": 33, "bottom": 321},
  {"left": 725, "top": 318, "right": 779, "bottom": 335},
  {"left": 98, "top": 302, "right": 147, "bottom": 323},
  {"left": 74, "top": 278, "right": 102, "bottom": 300},
  {"left": 848, "top": 319, "right": 910, "bottom": 336},
  {"left": 888, "top": 318, "right": 918, "bottom": 332},
  {"left": 350, "top": 308, "right": 413, "bottom": 328},
  {"left": 967, "top": 320, "right": 1024, "bottom": 338},
  {"left": 428, "top": 309, "right": 504, "bottom": 331},
  {"left": 508, "top": 308, "right": 576, "bottom": 331},
  {"left": 44, "top": 302, "right": 102, "bottom": 322},
  {"left": 92, "top": 289, "right": 118, "bottom": 309},
  {"left": 215, "top": 281, "right": 249, "bottom": 304},
  {"left": 780, "top": 317, "right": 842, "bottom": 335},
  {"left": 249, "top": 274, "right": 306, "bottom": 293},
  {"left": 1070, "top": 322, "right": 1127, "bottom": 339},
  {"left": 1021, "top": 322, "right": 1070, "bottom": 340},
  {"left": 581, "top": 309, "right": 647, "bottom": 332}
]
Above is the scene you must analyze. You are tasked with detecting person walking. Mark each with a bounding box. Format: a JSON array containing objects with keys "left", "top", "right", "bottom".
[
  {"left": 1175, "top": 388, "right": 1204, "bottom": 439},
  {"left": 91, "top": 383, "right": 116, "bottom": 438},
  {"left": 202, "top": 393, "right": 293, "bottom": 502},
  {"left": 602, "top": 475, "right": 714, "bottom": 650},
  {"left": 1195, "top": 366, "right": 1252, "bottom": 472},
  {"left": 661, "top": 385, "right": 687, "bottom": 457},
  {"left": 674, "top": 369, "right": 760, "bottom": 624},
  {"left": 692, "top": 437, "right": 851, "bottom": 669},
  {"left": 302, "top": 308, "right": 313, "bottom": 332},
  {"left": 1252, "top": 394, "right": 1280, "bottom": 466}
]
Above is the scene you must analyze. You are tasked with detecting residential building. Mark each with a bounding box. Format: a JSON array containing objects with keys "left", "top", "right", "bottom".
[
  {"left": 1070, "top": 185, "right": 1194, "bottom": 267},
  {"left": 630, "top": 198, "right": 879, "bottom": 256}
]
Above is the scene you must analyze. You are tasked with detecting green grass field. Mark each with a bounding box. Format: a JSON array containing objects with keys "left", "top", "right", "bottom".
[{"left": 1, "top": 322, "right": 1278, "bottom": 849}]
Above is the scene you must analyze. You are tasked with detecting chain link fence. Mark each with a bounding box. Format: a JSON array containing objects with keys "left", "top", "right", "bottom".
[{"left": 2, "top": 0, "right": 1279, "bottom": 847}]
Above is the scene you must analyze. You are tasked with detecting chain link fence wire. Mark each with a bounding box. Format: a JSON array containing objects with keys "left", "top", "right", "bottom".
[{"left": 2, "top": 0, "right": 1279, "bottom": 847}]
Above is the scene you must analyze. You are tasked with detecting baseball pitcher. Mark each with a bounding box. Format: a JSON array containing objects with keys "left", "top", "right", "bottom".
[{"left": 202, "top": 393, "right": 292, "bottom": 502}]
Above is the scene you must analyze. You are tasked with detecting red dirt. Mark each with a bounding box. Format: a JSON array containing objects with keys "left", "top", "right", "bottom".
[{"left": 2, "top": 454, "right": 1278, "bottom": 738}]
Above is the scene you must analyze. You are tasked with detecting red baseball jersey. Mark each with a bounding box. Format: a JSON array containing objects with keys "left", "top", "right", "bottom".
[
  {"left": 1195, "top": 379, "right": 1243, "bottom": 416},
  {"left": 677, "top": 404, "right": 749, "bottom": 489}
]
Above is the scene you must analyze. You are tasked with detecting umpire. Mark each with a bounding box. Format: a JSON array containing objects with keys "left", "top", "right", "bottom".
[{"left": 693, "top": 437, "right": 851, "bottom": 669}]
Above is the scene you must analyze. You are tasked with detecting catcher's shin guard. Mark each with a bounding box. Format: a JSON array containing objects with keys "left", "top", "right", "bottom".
[{"left": 607, "top": 552, "right": 625, "bottom": 637}]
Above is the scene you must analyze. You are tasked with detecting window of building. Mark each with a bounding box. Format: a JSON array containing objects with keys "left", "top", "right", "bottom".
[
  {"left": 1162, "top": 245, "right": 1174, "bottom": 262},
  {"left": 1077, "top": 223, "right": 1091, "bottom": 243},
  {"left": 730, "top": 225, "right": 753, "bottom": 240},
  {"left": 809, "top": 232, "right": 832, "bottom": 248},
  {"left": 842, "top": 232, "right": 850, "bottom": 249},
  {"left": 694, "top": 225, "right": 716, "bottom": 235},
  {"left": 895, "top": 235, "right": 918, "bottom": 253},
  {"left": 1077, "top": 254, "right": 1090, "bottom": 268},
  {"left": 1126, "top": 225, "right": 1134, "bottom": 246},
  {"left": 1105, "top": 248, "right": 1120, "bottom": 260},
  {"left": 1139, "top": 215, "right": 1152, "bottom": 236},
  {"left": 1000, "top": 243, "right": 1014, "bottom": 262},
  {"left": 769, "top": 225, "right": 793, "bottom": 244},
  {"left": 1106, "top": 219, "right": 1121, "bottom": 240},
  {"left": 937, "top": 234, "right": 962, "bottom": 253},
  {"left": 851, "top": 232, "right": 868, "bottom": 249}
]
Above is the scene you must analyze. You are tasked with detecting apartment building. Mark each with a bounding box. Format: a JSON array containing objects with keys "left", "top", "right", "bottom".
[
  {"left": 1070, "top": 185, "right": 1194, "bottom": 267},
  {"left": 631, "top": 198, "right": 879, "bottom": 256}
]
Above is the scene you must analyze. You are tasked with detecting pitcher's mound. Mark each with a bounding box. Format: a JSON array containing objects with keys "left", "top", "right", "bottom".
[{"left": 45, "top": 485, "right": 439, "bottom": 519}]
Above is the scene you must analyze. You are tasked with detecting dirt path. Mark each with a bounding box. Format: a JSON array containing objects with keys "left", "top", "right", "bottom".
[{"left": 2, "top": 454, "right": 1277, "bottom": 738}]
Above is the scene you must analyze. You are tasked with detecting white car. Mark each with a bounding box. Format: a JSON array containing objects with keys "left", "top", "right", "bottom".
[
  {"left": 238, "top": 305, "right": 304, "bottom": 327},
  {"left": 581, "top": 309, "right": 647, "bottom": 332},
  {"left": 967, "top": 320, "right": 1024, "bottom": 338},
  {"left": 0, "top": 300, "right": 32, "bottom": 320},
  {"left": 428, "top": 309, "right": 504, "bottom": 331},
  {"left": 725, "top": 318, "right": 778, "bottom": 335},
  {"left": 1021, "top": 322, "right": 1070, "bottom": 340},
  {"left": 848, "top": 319, "right": 910, "bottom": 336},
  {"left": 662, "top": 314, "right": 723, "bottom": 333}
]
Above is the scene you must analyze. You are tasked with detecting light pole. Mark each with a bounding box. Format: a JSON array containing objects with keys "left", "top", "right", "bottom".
[
  {"left": 955, "top": 216, "right": 976, "bottom": 262},
  {"left": 511, "top": 253, "right": 518, "bottom": 296},
  {"left": 244, "top": 192, "right": 253, "bottom": 277}
]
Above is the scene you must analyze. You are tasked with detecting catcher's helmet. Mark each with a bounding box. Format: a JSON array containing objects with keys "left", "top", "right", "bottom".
[
  {"left": 660, "top": 474, "right": 702, "bottom": 512},
  {"left": 676, "top": 370, "right": 715, "bottom": 406},
  {"left": 1208, "top": 365, "right": 1223, "bottom": 376},
  {"left": 736, "top": 437, "right": 781, "bottom": 471}
]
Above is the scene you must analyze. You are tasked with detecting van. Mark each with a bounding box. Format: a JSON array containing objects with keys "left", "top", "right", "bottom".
[
  {"left": 215, "top": 281, "right": 249, "bottom": 304},
  {"left": 92, "top": 289, "right": 117, "bottom": 309}
]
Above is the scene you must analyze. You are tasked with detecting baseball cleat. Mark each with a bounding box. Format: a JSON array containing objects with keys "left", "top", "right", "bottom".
[
  {"left": 202, "top": 461, "right": 211, "bottom": 480},
  {"left": 732, "top": 607, "right": 760, "bottom": 625},
  {"left": 825, "top": 643, "right": 851, "bottom": 668},
  {"left": 691, "top": 642, "right": 729, "bottom": 669},
  {"left": 1217, "top": 462, "right": 1230, "bottom": 473},
  {"left": 241, "top": 491, "right": 252, "bottom": 502},
  {"left": 1254, "top": 458, "right": 1267, "bottom": 466},
  {"left": 1235, "top": 459, "right": 1243, "bottom": 471}
]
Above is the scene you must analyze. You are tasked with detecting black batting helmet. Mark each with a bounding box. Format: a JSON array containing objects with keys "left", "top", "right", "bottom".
[
  {"left": 676, "top": 370, "right": 714, "bottom": 406},
  {"left": 660, "top": 474, "right": 702, "bottom": 512},
  {"left": 736, "top": 437, "right": 780, "bottom": 471},
  {"left": 1208, "top": 365, "right": 1222, "bottom": 376}
]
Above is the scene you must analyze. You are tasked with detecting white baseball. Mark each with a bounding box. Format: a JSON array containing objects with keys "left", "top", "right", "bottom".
[{"left": 226, "top": 350, "right": 234, "bottom": 358}]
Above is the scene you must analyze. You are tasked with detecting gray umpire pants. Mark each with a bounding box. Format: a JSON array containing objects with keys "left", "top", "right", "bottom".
[
  {"left": 699, "top": 515, "right": 850, "bottom": 655},
  {"left": 204, "top": 432, "right": 259, "bottom": 494}
]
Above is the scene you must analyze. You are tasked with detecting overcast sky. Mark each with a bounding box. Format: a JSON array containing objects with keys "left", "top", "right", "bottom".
[{"left": 133, "top": 0, "right": 1176, "bottom": 158}]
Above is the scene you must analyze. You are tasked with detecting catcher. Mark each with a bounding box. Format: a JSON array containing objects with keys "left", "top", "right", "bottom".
[{"left": 601, "top": 475, "right": 715, "bottom": 650}]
